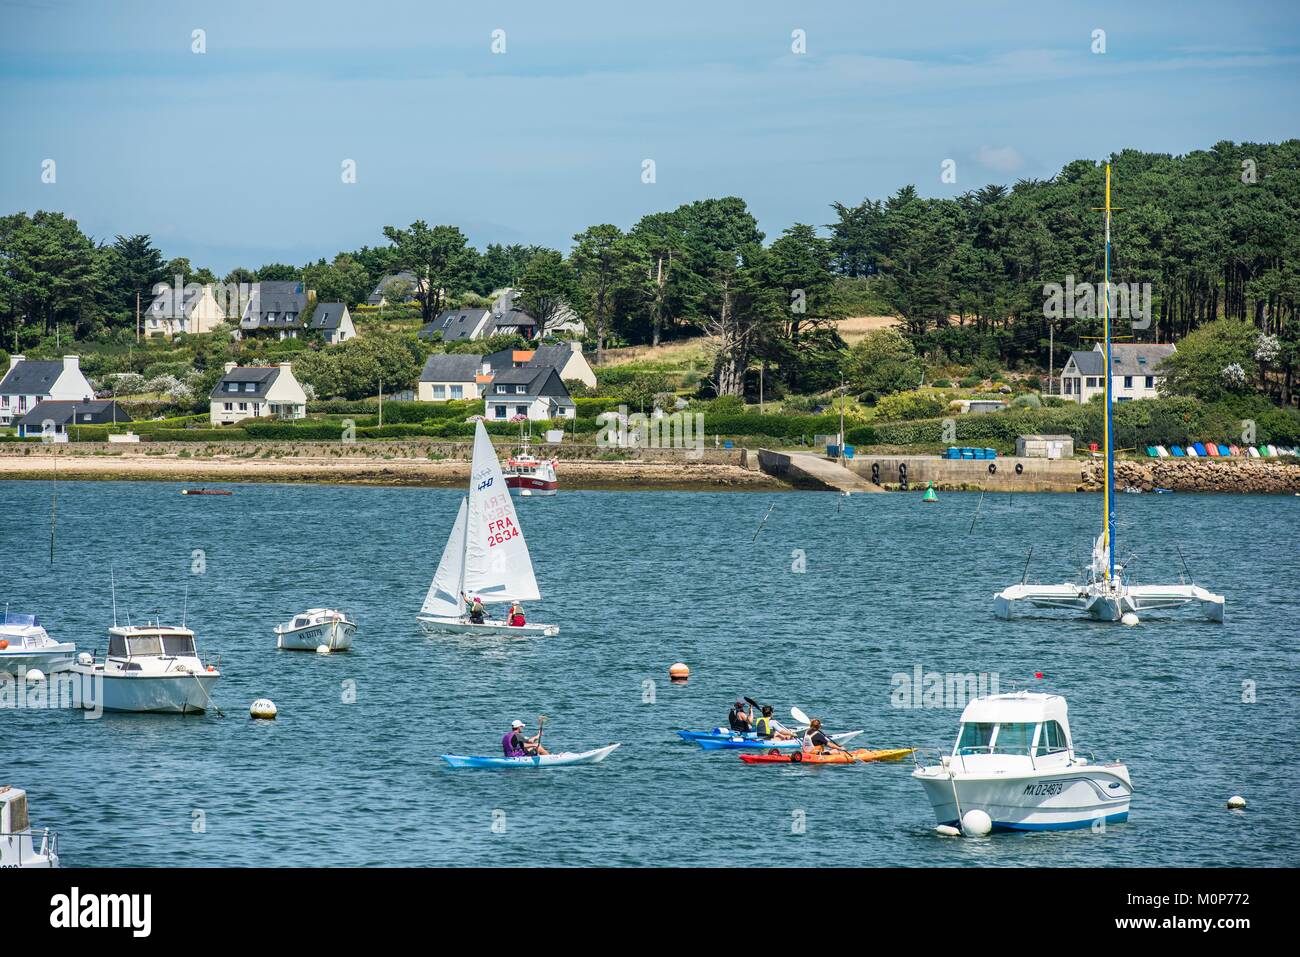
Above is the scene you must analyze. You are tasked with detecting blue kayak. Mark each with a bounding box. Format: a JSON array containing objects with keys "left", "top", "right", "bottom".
[
  {"left": 677, "top": 727, "right": 752, "bottom": 742},
  {"left": 694, "top": 730, "right": 863, "bottom": 751},
  {"left": 442, "top": 744, "right": 620, "bottom": 769}
]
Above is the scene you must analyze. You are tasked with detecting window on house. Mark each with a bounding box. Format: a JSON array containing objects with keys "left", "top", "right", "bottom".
[
  {"left": 494, "top": 404, "right": 507, "bottom": 419},
  {"left": 450, "top": 385, "right": 463, "bottom": 399},
  {"left": 515, "top": 384, "right": 526, "bottom": 394},
  {"left": 1123, "top": 376, "right": 1133, "bottom": 389},
  {"left": 244, "top": 382, "right": 255, "bottom": 393},
  {"left": 1145, "top": 376, "right": 1154, "bottom": 388},
  {"left": 515, "top": 405, "right": 528, "bottom": 417},
  {"left": 496, "top": 385, "right": 507, "bottom": 394},
  {"left": 432, "top": 385, "right": 446, "bottom": 399},
  {"left": 224, "top": 403, "right": 232, "bottom": 411},
  {"left": 239, "top": 402, "right": 248, "bottom": 411}
]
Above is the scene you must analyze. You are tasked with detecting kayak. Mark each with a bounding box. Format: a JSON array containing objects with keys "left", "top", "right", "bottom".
[
  {"left": 442, "top": 744, "right": 620, "bottom": 769},
  {"left": 694, "top": 731, "right": 863, "bottom": 751},
  {"left": 677, "top": 727, "right": 744, "bottom": 742},
  {"left": 740, "top": 747, "right": 916, "bottom": 765}
]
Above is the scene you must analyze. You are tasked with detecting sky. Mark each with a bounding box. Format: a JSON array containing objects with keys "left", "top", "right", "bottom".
[{"left": 1, "top": 0, "right": 1297, "bottom": 274}]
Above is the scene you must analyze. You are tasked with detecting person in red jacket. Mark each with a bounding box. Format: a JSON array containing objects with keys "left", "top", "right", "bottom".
[{"left": 508, "top": 602, "right": 526, "bottom": 627}]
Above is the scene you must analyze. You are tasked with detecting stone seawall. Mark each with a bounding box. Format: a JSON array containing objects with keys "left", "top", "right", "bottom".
[{"left": 1082, "top": 458, "right": 1300, "bottom": 494}]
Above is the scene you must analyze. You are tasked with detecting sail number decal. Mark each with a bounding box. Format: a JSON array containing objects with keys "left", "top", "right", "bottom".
[{"left": 487, "top": 516, "right": 520, "bottom": 546}]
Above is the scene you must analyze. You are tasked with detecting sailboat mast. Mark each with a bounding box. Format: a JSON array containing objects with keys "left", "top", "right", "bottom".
[{"left": 1102, "top": 163, "right": 1116, "bottom": 581}]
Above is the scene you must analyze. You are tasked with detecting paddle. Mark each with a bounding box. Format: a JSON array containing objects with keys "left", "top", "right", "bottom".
[{"left": 535, "top": 714, "right": 547, "bottom": 754}]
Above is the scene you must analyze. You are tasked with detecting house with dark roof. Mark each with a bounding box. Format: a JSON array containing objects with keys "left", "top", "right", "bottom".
[
  {"left": 16, "top": 399, "right": 132, "bottom": 438},
  {"left": 418, "top": 354, "right": 491, "bottom": 402},
  {"left": 145, "top": 283, "right": 226, "bottom": 337},
  {"left": 209, "top": 362, "right": 308, "bottom": 425},
  {"left": 1060, "top": 342, "right": 1176, "bottom": 404},
  {"left": 307, "top": 303, "right": 356, "bottom": 344},
  {"left": 366, "top": 271, "right": 420, "bottom": 306},
  {"left": 484, "top": 366, "right": 576, "bottom": 422},
  {"left": 484, "top": 341, "right": 596, "bottom": 389},
  {"left": 418, "top": 307, "right": 493, "bottom": 343},
  {"left": 0, "top": 355, "right": 94, "bottom": 427},
  {"left": 490, "top": 288, "right": 584, "bottom": 338},
  {"left": 239, "top": 281, "right": 313, "bottom": 339}
]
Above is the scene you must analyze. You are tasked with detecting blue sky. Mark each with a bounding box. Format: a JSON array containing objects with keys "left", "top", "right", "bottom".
[{"left": 1, "top": 0, "right": 1297, "bottom": 273}]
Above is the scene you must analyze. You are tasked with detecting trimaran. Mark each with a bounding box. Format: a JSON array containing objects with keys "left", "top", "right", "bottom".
[
  {"left": 418, "top": 420, "right": 559, "bottom": 636},
  {"left": 994, "top": 164, "right": 1225, "bottom": 623}
]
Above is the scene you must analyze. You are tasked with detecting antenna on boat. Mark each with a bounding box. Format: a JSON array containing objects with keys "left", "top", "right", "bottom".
[
  {"left": 111, "top": 567, "right": 118, "bottom": 628},
  {"left": 182, "top": 581, "right": 189, "bottom": 629},
  {"left": 968, "top": 487, "right": 986, "bottom": 535},
  {"left": 1020, "top": 547, "right": 1034, "bottom": 585}
]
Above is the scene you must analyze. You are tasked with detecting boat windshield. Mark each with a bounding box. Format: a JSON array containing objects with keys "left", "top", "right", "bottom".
[
  {"left": 956, "top": 722, "right": 994, "bottom": 753},
  {"left": 127, "top": 635, "right": 164, "bottom": 656},
  {"left": 990, "top": 722, "right": 1037, "bottom": 756},
  {"left": 161, "top": 634, "right": 197, "bottom": 656},
  {"left": 2, "top": 612, "right": 38, "bottom": 627}
]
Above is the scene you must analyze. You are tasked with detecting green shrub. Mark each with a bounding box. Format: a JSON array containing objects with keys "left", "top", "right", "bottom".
[{"left": 873, "top": 391, "right": 945, "bottom": 421}]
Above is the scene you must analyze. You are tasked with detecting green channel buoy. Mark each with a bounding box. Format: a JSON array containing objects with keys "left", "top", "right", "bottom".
[{"left": 922, "top": 481, "right": 938, "bottom": 503}]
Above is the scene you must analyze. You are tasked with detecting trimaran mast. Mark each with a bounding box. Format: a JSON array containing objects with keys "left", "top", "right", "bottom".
[{"left": 1101, "top": 163, "right": 1116, "bottom": 583}]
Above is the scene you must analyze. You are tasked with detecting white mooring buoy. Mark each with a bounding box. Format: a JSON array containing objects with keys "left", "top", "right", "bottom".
[
  {"left": 316, "top": 644, "right": 331, "bottom": 655},
  {"left": 934, "top": 824, "right": 961, "bottom": 837},
  {"left": 1227, "top": 795, "right": 1247, "bottom": 809},
  {"left": 249, "top": 698, "right": 278, "bottom": 720},
  {"left": 961, "top": 809, "right": 992, "bottom": 836},
  {"left": 1121, "top": 612, "right": 1140, "bottom": 626},
  {"left": 25, "top": 668, "right": 46, "bottom": 682}
]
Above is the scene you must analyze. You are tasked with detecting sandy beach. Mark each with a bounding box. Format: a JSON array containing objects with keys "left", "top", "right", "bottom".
[{"left": 0, "top": 446, "right": 784, "bottom": 491}]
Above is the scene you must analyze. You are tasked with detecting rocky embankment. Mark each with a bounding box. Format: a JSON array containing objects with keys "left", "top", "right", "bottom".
[{"left": 1082, "top": 458, "right": 1300, "bottom": 494}]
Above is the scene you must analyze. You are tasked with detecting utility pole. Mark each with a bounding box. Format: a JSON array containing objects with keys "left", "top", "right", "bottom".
[
  {"left": 135, "top": 291, "right": 141, "bottom": 343},
  {"left": 1048, "top": 321, "right": 1055, "bottom": 395},
  {"left": 839, "top": 375, "right": 846, "bottom": 464},
  {"left": 759, "top": 363, "right": 764, "bottom": 414},
  {"left": 378, "top": 374, "right": 383, "bottom": 428}
]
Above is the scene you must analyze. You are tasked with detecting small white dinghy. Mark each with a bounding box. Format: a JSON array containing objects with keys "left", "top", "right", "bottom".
[
  {"left": 418, "top": 421, "right": 559, "bottom": 637},
  {"left": 913, "top": 692, "right": 1132, "bottom": 833},
  {"left": 0, "top": 785, "right": 59, "bottom": 867},
  {"left": 274, "top": 608, "right": 356, "bottom": 651}
]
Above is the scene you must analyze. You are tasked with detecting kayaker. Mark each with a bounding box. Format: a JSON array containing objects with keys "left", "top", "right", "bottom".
[
  {"left": 803, "top": 718, "right": 847, "bottom": 754},
  {"left": 502, "top": 719, "right": 549, "bottom": 757},
  {"left": 508, "top": 603, "right": 526, "bottom": 627},
  {"left": 463, "top": 593, "right": 486, "bottom": 624},
  {"left": 728, "top": 699, "right": 752, "bottom": 732},
  {"left": 755, "top": 704, "right": 794, "bottom": 740}
]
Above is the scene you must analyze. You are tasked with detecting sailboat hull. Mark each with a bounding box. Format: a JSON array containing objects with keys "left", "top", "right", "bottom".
[{"left": 417, "top": 615, "right": 559, "bottom": 637}]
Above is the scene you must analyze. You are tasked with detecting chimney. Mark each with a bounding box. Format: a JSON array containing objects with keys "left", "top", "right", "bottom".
[
  {"left": 8, "top": 354, "right": 22, "bottom": 372},
  {"left": 278, "top": 362, "right": 292, "bottom": 373},
  {"left": 223, "top": 361, "right": 238, "bottom": 374},
  {"left": 63, "top": 355, "right": 80, "bottom": 372},
  {"left": 569, "top": 340, "right": 582, "bottom": 354}
]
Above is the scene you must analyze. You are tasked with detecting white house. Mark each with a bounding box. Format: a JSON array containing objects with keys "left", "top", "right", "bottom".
[
  {"left": 16, "top": 399, "right": 131, "bottom": 438},
  {"left": 1060, "top": 342, "right": 1177, "bottom": 404},
  {"left": 485, "top": 341, "right": 596, "bottom": 389},
  {"left": 366, "top": 271, "right": 420, "bottom": 306},
  {"left": 145, "top": 283, "right": 227, "bottom": 336},
  {"left": 209, "top": 362, "right": 308, "bottom": 425},
  {"left": 307, "top": 303, "right": 356, "bottom": 344},
  {"left": 485, "top": 366, "right": 576, "bottom": 422},
  {"left": 417, "top": 354, "right": 489, "bottom": 402},
  {"left": 0, "top": 355, "right": 94, "bottom": 426}
]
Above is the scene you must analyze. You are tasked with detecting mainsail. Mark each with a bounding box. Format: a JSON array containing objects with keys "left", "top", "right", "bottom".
[
  {"left": 421, "top": 497, "right": 467, "bottom": 617},
  {"left": 461, "top": 421, "right": 541, "bottom": 603}
]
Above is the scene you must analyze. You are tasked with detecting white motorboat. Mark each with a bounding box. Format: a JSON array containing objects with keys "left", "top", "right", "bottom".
[
  {"left": 993, "top": 164, "right": 1224, "bottom": 623},
  {"left": 70, "top": 622, "right": 221, "bottom": 714},
  {"left": 0, "top": 785, "right": 59, "bottom": 868},
  {"left": 274, "top": 608, "right": 356, "bottom": 651},
  {"left": 417, "top": 420, "right": 559, "bottom": 637},
  {"left": 0, "top": 611, "right": 75, "bottom": 676},
  {"left": 913, "top": 692, "right": 1132, "bottom": 832}
]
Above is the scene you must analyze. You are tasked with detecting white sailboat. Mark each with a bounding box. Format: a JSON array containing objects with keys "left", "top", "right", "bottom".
[
  {"left": 994, "top": 164, "right": 1225, "bottom": 623},
  {"left": 417, "top": 421, "right": 559, "bottom": 637}
]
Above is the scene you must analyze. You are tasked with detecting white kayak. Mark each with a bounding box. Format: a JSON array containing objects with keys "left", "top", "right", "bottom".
[{"left": 442, "top": 743, "right": 620, "bottom": 769}]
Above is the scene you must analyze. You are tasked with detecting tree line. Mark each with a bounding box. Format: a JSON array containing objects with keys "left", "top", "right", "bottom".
[{"left": 2, "top": 139, "right": 1296, "bottom": 405}]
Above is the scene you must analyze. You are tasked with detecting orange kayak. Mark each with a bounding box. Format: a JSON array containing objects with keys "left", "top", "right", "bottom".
[{"left": 739, "top": 747, "right": 915, "bottom": 765}]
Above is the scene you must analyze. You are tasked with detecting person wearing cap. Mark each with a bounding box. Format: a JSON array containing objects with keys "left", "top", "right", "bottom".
[
  {"left": 754, "top": 704, "right": 794, "bottom": 740},
  {"left": 803, "top": 718, "right": 846, "bottom": 754},
  {"left": 462, "top": 592, "right": 486, "bottom": 625},
  {"left": 502, "top": 719, "right": 549, "bottom": 757},
  {"left": 727, "top": 699, "right": 752, "bottom": 733},
  {"left": 508, "top": 602, "right": 526, "bottom": 628}
]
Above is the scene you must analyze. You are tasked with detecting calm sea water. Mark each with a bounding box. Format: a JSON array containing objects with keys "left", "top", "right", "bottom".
[{"left": 2, "top": 479, "right": 1296, "bottom": 867}]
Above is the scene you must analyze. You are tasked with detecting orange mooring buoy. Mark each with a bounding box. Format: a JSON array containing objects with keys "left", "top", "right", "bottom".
[{"left": 669, "top": 662, "right": 690, "bottom": 682}]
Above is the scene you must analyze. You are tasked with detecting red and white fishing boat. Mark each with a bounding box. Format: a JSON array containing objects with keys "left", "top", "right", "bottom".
[{"left": 503, "top": 426, "right": 558, "bottom": 496}]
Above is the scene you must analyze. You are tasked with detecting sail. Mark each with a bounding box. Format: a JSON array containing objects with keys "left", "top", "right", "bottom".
[
  {"left": 461, "top": 421, "right": 542, "bottom": 603},
  {"left": 421, "top": 497, "right": 467, "bottom": 617}
]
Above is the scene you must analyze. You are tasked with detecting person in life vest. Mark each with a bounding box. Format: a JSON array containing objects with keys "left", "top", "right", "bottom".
[
  {"left": 462, "top": 593, "right": 486, "bottom": 624},
  {"left": 508, "top": 603, "right": 526, "bottom": 627},
  {"left": 754, "top": 704, "right": 794, "bottom": 740},
  {"left": 502, "top": 718, "right": 548, "bottom": 757},
  {"left": 728, "top": 699, "right": 752, "bottom": 733},
  {"left": 803, "top": 718, "right": 847, "bottom": 754}
]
